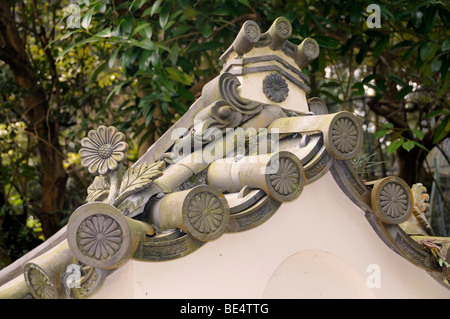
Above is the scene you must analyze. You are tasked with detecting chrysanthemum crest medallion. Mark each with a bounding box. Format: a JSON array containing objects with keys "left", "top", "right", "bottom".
[
  {"left": 263, "top": 73, "right": 289, "bottom": 103},
  {"left": 79, "top": 125, "right": 128, "bottom": 176}
]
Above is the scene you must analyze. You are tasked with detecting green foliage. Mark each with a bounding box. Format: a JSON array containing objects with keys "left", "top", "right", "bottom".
[
  {"left": 58, "top": 0, "right": 260, "bottom": 145},
  {"left": 268, "top": 1, "right": 449, "bottom": 186},
  {"left": 57, "top": 0, "right": 449, "bottom": 158},
  {"left": 351, "top": 153, "right": 384, "bottom": 180}
]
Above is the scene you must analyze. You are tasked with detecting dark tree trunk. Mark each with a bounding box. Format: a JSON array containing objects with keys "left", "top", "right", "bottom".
[
  {"left": 396, "top": 147, "right": 421, "bottom": 186},
  {"left": 0, "top": 1, "right": 67, "bottom": 239}
]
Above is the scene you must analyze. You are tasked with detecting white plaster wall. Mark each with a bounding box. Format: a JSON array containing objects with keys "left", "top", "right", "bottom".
[
  {"left": 91, "top": 172, "right": 450, "bottom": 299},
  {"left": 231, "top": 47, "right": 310, "bottom": 115}
]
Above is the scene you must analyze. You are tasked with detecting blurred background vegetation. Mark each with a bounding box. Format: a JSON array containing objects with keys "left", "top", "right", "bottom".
[{"left": 0, "top": 0, "right": 449, "bottom": 269}]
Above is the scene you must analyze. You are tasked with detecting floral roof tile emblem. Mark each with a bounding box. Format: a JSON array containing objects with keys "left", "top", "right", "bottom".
[
  {"left": 79, "top": 125, "right": 128, "bottom": 175},
  {"left": 263, "top": 73, "right": 289, "bottom": 103}
]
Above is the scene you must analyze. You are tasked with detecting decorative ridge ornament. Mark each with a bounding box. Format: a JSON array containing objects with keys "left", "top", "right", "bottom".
[
  {"left": 220, "top": 17, "right": 319, "bottom": 72},
  {"left": 79, "top": 125, "right": 128, "bottom": 176},
  {"left": 79, "top": 125, "right": 164, "bottom": 208},
  {"left": 1, "top": 16, "right": 449, "bottom": 299}
]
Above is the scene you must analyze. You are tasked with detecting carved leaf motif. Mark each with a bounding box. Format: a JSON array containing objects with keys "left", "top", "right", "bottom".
[
  {"left": 86, "top": 175, "right": 110, "bottom": 202},
  {"left": 114, "top": 161, "right": 164, "bottom": 205}
]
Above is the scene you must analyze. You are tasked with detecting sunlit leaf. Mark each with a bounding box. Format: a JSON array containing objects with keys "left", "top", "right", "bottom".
[
  {"left": 374, "top": 129, "right": 390, "bottom": 139},
  {"left": 433, "top": 115, "right": 450, "bottom": 144},
  {"left": 109, "top": 47, "right": 121, "bottom": 69},
  {"left": 159, "top": 1, "right": 172, "bottom": 28},
  {"left": 412, "top": 129, "right": 424, "bottom": 140},
  {"left": 132, "top": 22, "right": 151, "bottom": 37},
  {"left": 81, "top": 7, "right": 94, "bottom": 29},
  {"left": 402, "top": 140, "right": 415, "bottom": 152},
  {"left": 387, "top": 138, "right": 404, "bottom": 154},
  {"left": 95, "top": 28, "right": 111, "bottom": 38}
]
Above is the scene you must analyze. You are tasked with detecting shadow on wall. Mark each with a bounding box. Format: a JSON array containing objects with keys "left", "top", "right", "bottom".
[{"left": 263, "top": 249, "right": 376, "bottom": 299}]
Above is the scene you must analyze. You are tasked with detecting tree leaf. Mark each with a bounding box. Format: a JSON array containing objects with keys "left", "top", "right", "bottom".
[
  {"left": 402, "top": 140, "right": 415, "bottom": 152},
  {"left": 306, "top": 12, "right": 327, "bottom": 34},
  {"left": 388, "top": 74, "right": 407, "bottom": 87},
  {"left": 132, "top": 22, "right": 151, "bottom": 37},
  {"left": 442, "top": 38, "right": 450, "bottom": 52},
  {"left": 81, "top": 7, "right": 94, "bottom": 29},
  {"left": 412, "top": 128, "right": 424, "bottom": 140},
  {"left": 95, "top": 28, "right": 111, "bottom": 38},
  {"left": 200, "top": 22, "right": 212, "bottom": 37},
  {"left": 187, "top": 41, "right": 224, "bottom": 52},
  {"left": 427, "top": 109, "right": 447, "bottom": 119},
  {"left": 387, "top": 138, "right": 404, "bottom": 154},
  {"left": 165, "top": 66, "right": 193, "bottom": 85},
  {"left": 340, "top": 35, "right": 360, "bottom": 56},
  {"left": 411, "top": 4, "right": 425, "bottom": 29},
  {"left": 412, "top": 141, "right": 429, "bottom": 152},
  {"left": 349, "top": 0, "right": 361, "bottom": 25},
  {"left": 91, "top": 61, "right": 106, "bottom": 81},
  {"left": 356, "top": 42, "right": 368, "bottom": 64},
  {"left": 390, "top": 40, "right": 412, "bottom": 51},
  {"left": 420, "top": 41, "right": 438, "bottom": 61},
  {"left": 139, "top": 50, "right": 152, "bottom": 71},
  {"left": 238, "top": 0, "right": 250, "bottom": 7},
  {"left": 114, "top": 161, "right": 165, "bottom": 205},
  {"left": 312, "top": 35, "right": 340, "bottom": 49},
  {"left": 120, "top": 16, "right": 133, "bottom": 34},
  {"left": 149, "top": 0, "right": 163, "bottom": 17},
  {"left": 132, "top": 39, "right": 155, "bottom": 50},
  {"left": 57, "top": 37, "right": 100, "bottom": 59},
  {"left": 109, "top": 47, "right": 121, "bottom": 69},
  {"left": 423, "top": 6, "right": 438, "bottom": 35},
  {"left": 352, "top": 82, "right": 364, "bottom": 96},
  {"left": 177, "top": 0, "right": 190, "bottom": 9},
  {"left": 396, "top": 85, "right": 413, "bottom": 100},
  {"left": 140, "top": 25, "right": 153, "bottom": 39},
  {"left": 159, "top": 1, "right": 172, "bottom": 29},
  {"left": 373, "top": 37, "right": 389, "bottom": 58},
  {"left": 433, "top": 115, "right": 450, "bottom": 144},
  {"left": 374, "top": 129, "right": 390, "bottom": 139}
]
